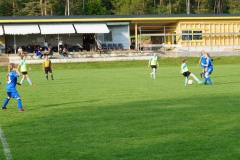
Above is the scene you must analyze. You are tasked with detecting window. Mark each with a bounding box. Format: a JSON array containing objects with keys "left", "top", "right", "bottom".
[
  {"left": 104, "top": 30, "right": 112, "bottom": 42},
  {"left": 182, "top": 30, "right": 202, "bottom": 41},
  {"left": 193, "top": 31, "right": 202, "bottom": 40},
  {"left": 182, "top": 30, "right": 192, "bottom": 40}
]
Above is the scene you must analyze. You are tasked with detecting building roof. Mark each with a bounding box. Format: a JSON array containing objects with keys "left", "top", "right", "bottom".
[{"left": 0, "top": 14, "right": 240, "bottom": 24}]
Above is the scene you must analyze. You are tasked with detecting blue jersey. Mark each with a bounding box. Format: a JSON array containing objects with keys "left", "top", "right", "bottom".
[
  {"left": 206, "top": 57, "right": 213, "bottom": 74},
  {"left": 206, "top": 57, "right": 213, "bottom": 68},
  {"left": 36, "top": 50, "right": 41, "bottom": 56},
  {"left": 6, "top": 70, "right": 18, "bottom": 92},
  {"left": 200, "top": 55, "right": 207, "bottom": 67}
]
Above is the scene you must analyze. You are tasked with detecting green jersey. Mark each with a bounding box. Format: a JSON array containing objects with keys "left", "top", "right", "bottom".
[
  {"left": 150, "top": 56, "right": 158, "bottom": 65},
  {"left": 181, "top": 63, "right": 188, "bottom": 73},
  {"left": 19, "top": 60, "right": 27, "bottom": 72}
]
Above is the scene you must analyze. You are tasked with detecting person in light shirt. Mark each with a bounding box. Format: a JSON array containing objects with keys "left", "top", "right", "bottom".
[
  {"left": 148, "top": 53, "right": 159, "bottom": 79},
  {"left": 197, "top": 50, "right": 207, "bottom": 78},
  {"left": 17, "top": 55, "right": 35, "bottom": 86},
  {"left": 180, "top": 58, "right": 202, "bottom": 86}
]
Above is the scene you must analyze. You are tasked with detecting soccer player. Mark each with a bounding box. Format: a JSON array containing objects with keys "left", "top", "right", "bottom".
[
  {"left": 203, "top": 53, "right": 213, "bottom": 85},
  {"left": 42, "top": 55, "right": 54, "bottom": 80},
  {"left": 180, "top": 58, "right": 202, "bottom": 86},
  {"left": 197, "top": 50, "right": 207, "bottom": 78},
  {"left": 17, "top": 55, "right": 35, "bottom": 86},
  {"left": 148, "top": 53, "right": 159, "bottom": 79},
  {"left": 2, "top": 63, "right": 24, "bottom": 111}
]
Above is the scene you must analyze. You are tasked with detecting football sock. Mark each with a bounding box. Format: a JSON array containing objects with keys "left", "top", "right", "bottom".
[
  {"left": 185, "top": 77, "right": 188, "bottom": 86},
  {"left": 207, "top": 77, "right": 213, "bottom": 84},
  {"left": 153, "top": 72, "right": 156, "bottom": 79},
  {"left": 51, "top": 75, "right": 54, "bottom": 80},
  {"left": 17, "top": 99, "right": 23, "bottom": 109},
  {"left": 46, "top": 76, "right": 48, "bottom": 80},
  {"left": 2, "top": 98, "right": 9, "bottom": 107},
  {"left": 20, "top": 78, "right": 24, "bottom": 84},
  {"left": 27, "top": 78, "right": 32, "bottom": 85},
  {"left": 204, "top": 77, "right": 207, "bottom": 84},
  {"left": 193, "top": 75, "right": 200, "bottom": 82}
]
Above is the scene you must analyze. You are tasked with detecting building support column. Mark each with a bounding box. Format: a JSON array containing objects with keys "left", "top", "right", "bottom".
[{"left": 135, "top": 23, "right": 138, "bottom": 50}]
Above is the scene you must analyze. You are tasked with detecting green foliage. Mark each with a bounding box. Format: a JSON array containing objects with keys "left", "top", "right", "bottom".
[
  {"left": 0, "top": 0, "right": 240, "bottom": 16},
  {"left": 85, "top": 0, "right": 107, "bottom": 15}
]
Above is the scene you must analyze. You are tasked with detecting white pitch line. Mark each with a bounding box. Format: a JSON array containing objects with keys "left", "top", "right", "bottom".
[{"left": 0, "top": 126, "right": 12, "bottom": 160}]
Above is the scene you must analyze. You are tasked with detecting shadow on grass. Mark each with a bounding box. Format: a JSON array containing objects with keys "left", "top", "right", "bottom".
[{"left": 4, "top": 94, "right": 240, "bottom": 159}]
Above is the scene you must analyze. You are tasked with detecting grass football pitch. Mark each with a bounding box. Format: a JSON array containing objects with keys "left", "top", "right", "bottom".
[{"left": 0, "top": 59, "right": 240, "bottom": 159}]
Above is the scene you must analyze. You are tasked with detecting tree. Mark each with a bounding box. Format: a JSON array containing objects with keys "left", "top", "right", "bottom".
[
  {"left": 85, "top": 0, "right": 107, "bottom": 15},
  {"left": 227, "top": 0, "right": 240, "bottom": 13}
]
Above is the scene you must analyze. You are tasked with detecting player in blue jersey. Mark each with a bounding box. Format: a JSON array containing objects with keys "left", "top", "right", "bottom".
[
  {"left": 180, "top": 58, "right": 202, "bottom": 86},
  {"left": 2, "top": 63, "right": 24, "bottom": 111},
  {"left": 203, "top": 53, "right": 213, "bottom": 85},
  {"left": 197, "top": 50, "right": 207, "bottom": 78},
  {"left": 148, "top": 53, "right": 159, "bottom": 79}
]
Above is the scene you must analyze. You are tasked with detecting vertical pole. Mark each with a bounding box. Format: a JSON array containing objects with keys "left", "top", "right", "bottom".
[
  {"left": 135, "top": 23, "right": 138, "bottom": 50},
  {"left": 14, "top": 34, "right": 16, "bottom": 54},
  {"left": 164, "top": 26, "right": 166, "bottom": 52},
  {"left": 58, "top": 34, "right": 60, "bottom": 53}
]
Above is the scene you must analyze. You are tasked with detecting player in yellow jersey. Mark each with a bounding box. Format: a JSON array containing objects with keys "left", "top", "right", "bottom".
[
  {"left": 181, "top": 58, "right": 202, "bottom": 86},
  {"left": 17, "top": 55, "right": 35, "bottom": 86},
  {"left": 148, "top": 53, "right": 159, "bottom": 79},
  {"left": 42, "top": 55, "right": 54, "bottom": 80}
]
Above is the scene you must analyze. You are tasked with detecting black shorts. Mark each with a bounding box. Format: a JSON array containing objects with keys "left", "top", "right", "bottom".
[
  {"left": 183, "top": 71, "right": 191, "bottom": 77},
  {"left": 21, "top": 71, "right": 28, "bottom": 75},
  {"left": 151, "top": 65, "right": 157, "bottom": 69},
  {"left": 45, "top": 67, "right": 52, "bottom": 74}
]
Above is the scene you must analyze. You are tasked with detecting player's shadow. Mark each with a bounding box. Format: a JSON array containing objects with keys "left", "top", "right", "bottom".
[
  {"left": 42, "top": 99, "right": 101, "bottom": 108},
  {"left": 212, "top": 81, "right": 239, "bottom": 85}
]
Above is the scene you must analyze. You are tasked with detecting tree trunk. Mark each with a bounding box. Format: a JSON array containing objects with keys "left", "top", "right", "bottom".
[
  {"left": 65, "top": 0, "right": 67, "bottom": 16},
  {"left": 186, "top": 0, "right": 190, "bottom": 14},
  {"left": 45, "top": 0, "right": 47, "bottom": 15},
  {"left": 40, "top": 0, "right": 43, "bottom": 15}
]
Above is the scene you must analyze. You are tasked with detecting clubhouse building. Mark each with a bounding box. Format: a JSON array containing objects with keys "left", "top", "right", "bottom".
[{"left": 1, "top": 14, "right": 240, "bottom": 54}]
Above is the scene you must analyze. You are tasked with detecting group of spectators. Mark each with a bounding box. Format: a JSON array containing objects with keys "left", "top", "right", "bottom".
[
  {"left": 58, "top": 38, "right": 70, "bottom": 57},
  {"left": 16, "top": 42, "right": 53, "bottom": 59}
]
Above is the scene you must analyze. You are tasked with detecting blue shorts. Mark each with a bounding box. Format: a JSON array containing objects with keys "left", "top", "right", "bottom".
[
  {"left": 7, "top": 91, "right": 20, "bottom": 99},
  {"left": 206, "top": 67, "right": 213, "bottom": 74},
  {"left": 201, "top": 65, "right": 207, "bottom": 69}
]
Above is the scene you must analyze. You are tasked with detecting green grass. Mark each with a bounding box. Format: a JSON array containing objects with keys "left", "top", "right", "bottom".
[{"left": 0, "top": 57, "right": 240, "bottom": 159}]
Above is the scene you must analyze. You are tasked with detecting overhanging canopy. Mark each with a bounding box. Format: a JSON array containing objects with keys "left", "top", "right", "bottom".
[
  {"left": 74, "top": 23, "right": 109, "bottom": 33},
  {"left": 39, "top": 24, "right": 75, "bottom": 34},
  {"left": 4, "top": 24, "right": 40, "bottom": 35}
]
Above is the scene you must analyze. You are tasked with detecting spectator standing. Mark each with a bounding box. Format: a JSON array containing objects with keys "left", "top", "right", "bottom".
[
  {"left": 89, "top": 36, "right": 95, "bottom": 51},
  {"left": 44, "top": 40, "right": 48, "bottom": 50},
  {"left": 58, "top": 38, "right": 63, "bottom": 50}
]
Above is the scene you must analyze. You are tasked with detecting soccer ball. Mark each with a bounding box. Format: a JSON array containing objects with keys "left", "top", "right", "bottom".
[{"left": 188, "top": 79, "right": 193, "bottom": 85}]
